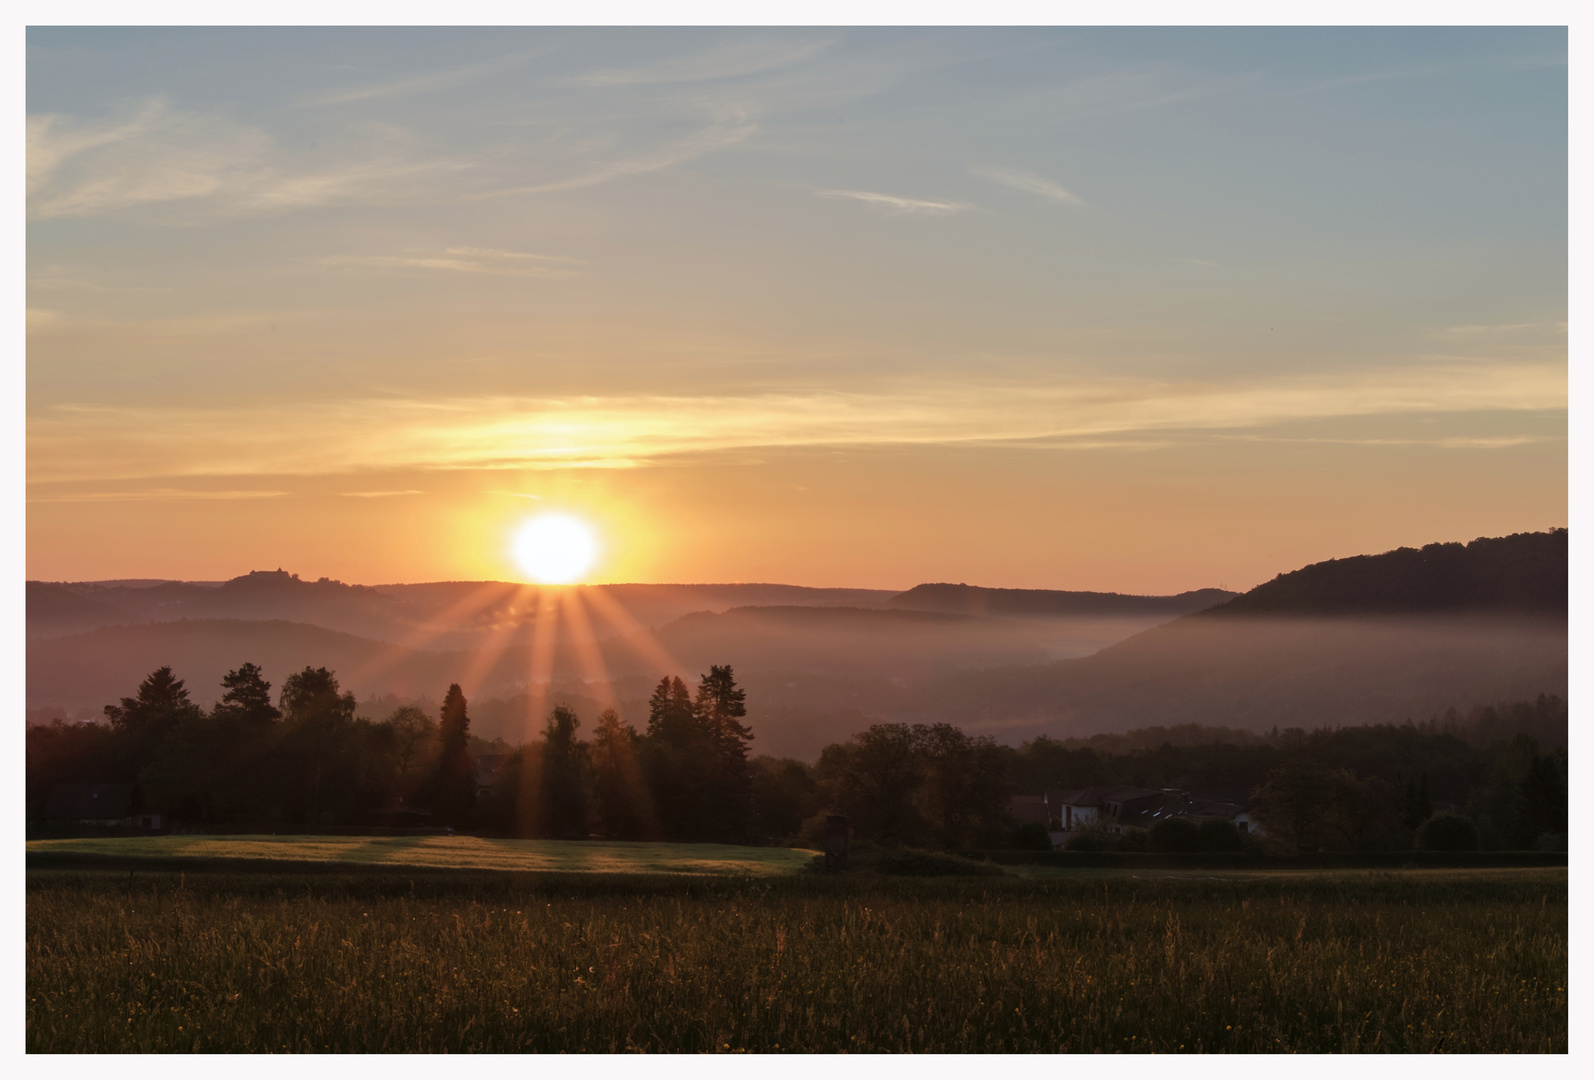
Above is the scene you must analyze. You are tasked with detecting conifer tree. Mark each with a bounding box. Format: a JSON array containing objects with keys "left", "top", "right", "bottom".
[
  {"left": 425, "top": 683, "right": 476, "bottom": 826},
  {"left": 695, "top": 665, "right": 753, "bottom": 841},
  {"left": 214, "top": 663, "right": 280, "bottom": 725},
  {"left": 590, "top": 708, "right": 646, "bottom": 838},
  {"left": 540, "top": 704, "right": 588, "bottom": 838}
]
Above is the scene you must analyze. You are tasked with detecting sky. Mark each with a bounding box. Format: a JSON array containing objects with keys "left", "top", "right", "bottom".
[{"left": 25, "top": 26, "right": 1568, "bottom": 592}]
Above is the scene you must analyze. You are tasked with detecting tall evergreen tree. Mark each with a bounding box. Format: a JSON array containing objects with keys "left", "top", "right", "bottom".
[
  {"left": 102, "top": 666, "right": 206, "bottom": 781},
  {"left": 646, "top": 676, "right": 698, "bottom": 745},
  {"left": 104, "top": 666, "right": 204, "bottom": 736},
  {"left": 540, "top": 705, "right": 588, "bottom": 838},
  {"left": 213, "top": 663, "right": 280, "bottom": 725},
  {"left": 695, "top": 665, "right": 753, "bottom": 841},
  {"left": 695, "top": 665, "right": 752, "bottom": 761},
  {"left": 425, "top": 683, "right": 477, "bottom": 826},
  {"left": 590, "top": 707, "right": 648, "bottom": 838},
  {"left": 642, "top": 675, "right": 711, "bottom": 838}
]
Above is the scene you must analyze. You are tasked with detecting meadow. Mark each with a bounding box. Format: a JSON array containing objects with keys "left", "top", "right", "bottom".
[
  {"left": 25, "top": 834, "right": 816, "bottom": 876},
  {"left": 26, "top": 864, "right": 1566, "bottom": 1053}
]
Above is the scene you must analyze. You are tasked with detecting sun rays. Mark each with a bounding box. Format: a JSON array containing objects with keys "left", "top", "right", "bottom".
[{"left": 346, "top": 577, "right": 686, "bottom": 746}]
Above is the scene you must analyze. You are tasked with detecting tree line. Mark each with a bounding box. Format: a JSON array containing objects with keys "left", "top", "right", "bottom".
[{"left": 26, "top": 661, "right": 1567, "bottom": 853}]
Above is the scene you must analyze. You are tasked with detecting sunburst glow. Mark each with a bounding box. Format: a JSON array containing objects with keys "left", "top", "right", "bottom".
[{"left": 512, "top": 514, "right": 599, "bottom": 584}]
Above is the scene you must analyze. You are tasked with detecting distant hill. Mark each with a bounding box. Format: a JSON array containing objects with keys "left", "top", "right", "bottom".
[
  {"left": 25, "top": 619, "right": 470, "bottom": 712},
  {"left": 906, "top": 611, "right": 1567, "bottom": 743},
  {"left": 654, "top": 605, "right": 1054, "bottom": 679},
  {"left": 1202, "top": 529, "right": 1567, "bottom": 617},
  {"left": 888, "top": 583, "right": 1236, "bottom": 618},
  {"left": 27, "top": 570, "right": 407, "bottom": 642},
  {"left": 26, "top": 572, "right": 900, "bottom": 646},
  {"left": 26, "top": 582, "right": 122, "bottom": 635},
  {"left": 898, "top": 530, "right": 1568, "bottom": 743}
]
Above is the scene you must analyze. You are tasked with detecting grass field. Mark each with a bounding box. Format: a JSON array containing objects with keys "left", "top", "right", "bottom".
[
  {"left": 25, "top": 834, "right": 819, "bottom": 875},
  {"left": 26, "top": 865, "right": 1566, "bottom": 1053}
]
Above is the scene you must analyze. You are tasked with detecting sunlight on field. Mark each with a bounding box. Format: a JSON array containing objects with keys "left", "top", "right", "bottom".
[{"left": 25, "top": 835, "right": 819, "bottom": 876}]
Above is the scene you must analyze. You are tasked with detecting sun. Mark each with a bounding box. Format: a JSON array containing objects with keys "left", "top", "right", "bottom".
[{"left": 511, "top": 514, "right": 599, "bottom": 584}]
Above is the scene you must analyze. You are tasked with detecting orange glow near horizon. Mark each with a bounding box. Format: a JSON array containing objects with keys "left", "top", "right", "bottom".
[{"left": 24, "top": 30, "right": 1567, "bottom": 596}]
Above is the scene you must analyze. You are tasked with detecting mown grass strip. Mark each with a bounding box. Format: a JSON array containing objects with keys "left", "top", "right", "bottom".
[{"left": 26, "top": 835, "right": 819, "bottom": 876}]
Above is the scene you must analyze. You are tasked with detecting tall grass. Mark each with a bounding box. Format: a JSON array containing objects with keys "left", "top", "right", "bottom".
[{"left": 27, "top": 869, "right": 1565, "bottom": 1053}]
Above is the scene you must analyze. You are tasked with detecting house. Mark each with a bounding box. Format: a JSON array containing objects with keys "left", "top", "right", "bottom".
[
  {"left": 1116, "top": 791, "right": 1252, "bottom": 834},
  {"left": 475, "top": 754, "right": 510, "bottom": 789},
  {"left": 370, "top": 796, "right": 432, "bottom": 827},
  {"left": 42, "top": 783, "right": 161, "bottom": 829},
  {"left": 1046, "top": 785, "right": 1164, "bottom": 835},
  {"left": 1041, "top": 785, "right": 1261, "bottom": 844}
]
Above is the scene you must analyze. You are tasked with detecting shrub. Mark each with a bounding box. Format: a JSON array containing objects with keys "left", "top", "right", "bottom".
[
  {"left": 1009, "top": 822, "right": 1053, "bottom": 851},
  {"left": 1114, "top": 830, "right": 1151, "bottom": 853},
  {"left": 1196, "top": 818, "right": 1247, "bottom": 852},
  {"left": 1063, "top": 825, "right": 1113, "bottom": 852},
  {"left": 1415, "top": 813, "right": 1480, "bottom": 852},
  {"left": 1148, "top": 817, "right": 1202, "bottom": 853}
]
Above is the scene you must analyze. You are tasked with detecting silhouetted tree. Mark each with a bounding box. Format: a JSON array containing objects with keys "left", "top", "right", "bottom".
[
  {"left": 916, "top": 723, "right": 1009, "bottom": 849},
  {"left": 423, "top": 684, "right": 476, "bottom": 826},
  {"left": 641, "top": 676, "right": 712, "bottom": 839},
  {"left": 590, "top": 708, "right": 649, "bottom": 838},
  {"left": 645, "top": 676, "right": 697, "bottom": 745},
  {"left": 1249, "top": 761, "right": 1395, "bottom": 853},
  {"left": 102, "top": 666, "right": 206, "bottom": 781},
  {"left": 695, "top": 666, "right": 753, "bottom": 839},
  {"left": 816, "top": 723, "right": 927, "bottom": 846},
  {"left": 540, "top": 704, "right": 588, "bottom": 838},
  {"left": 276, "top": 667, "right": 361, "bottom": 825},
  {"left": 213, "top": 662, "right": 280, "bottom": 725},
  {"left": 695, "top": 665, "right": 751, "bottom": 756},
  {"left": 1518, "top": 750, "right": 1567, "bottom": 846},
  {"left": 748, "top": 757, "right": 818, "bottom": 842},
  {"left": 381, "top": 705, "right": 436, "bottom": 793},
  {"left": 279, "top": 667, "right": 357, "bottom": 727}
]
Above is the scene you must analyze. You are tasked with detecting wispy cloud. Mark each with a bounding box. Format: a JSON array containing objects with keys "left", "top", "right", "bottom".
[
  {"left": 475, "top": 107, "right": 759, "bottom": 199},
  {"left": 1296, "top": 52, "right": 1566, "bottom": 96},
  {"left": 1019, "top": 68, "right": 1258, "bottom": 125},
  {"left": 26, "top": 361, "right": 1566, "bottom": 484},
  {"left": 27, "top": 488, "right": 290, "bottom": 503},
  {"left": 568, "top": 38, "right": 828, "bottom": 88},
  {"left": 816, "top": 190, "right": 971, "bottom": 215},
  {"left": 970, "top": 166, "right": 1082, "bottom": 204},
  {"left": 318, "top": 248, "right": 583, "bottom": 278},
  {"left": 443, "top": 247, "right": 580, "bottom": 264},
  {"left": 304, "top": 49, "right": 551, "bottom": 106},
  {"left": 27, "top": 98, "right": 474, "bottom": 219},
  {"left": 27, "top": 101, "right": 167, "bottom": 195},
  {"left": 340, "top": 490, "right": 424, "bottom": 498},
  {"left": 1224, "top": 434, "right": 1554, "bottom": 450},
  {"left": 1434, "top": 323, "right": 1541, "bottom": 334}
]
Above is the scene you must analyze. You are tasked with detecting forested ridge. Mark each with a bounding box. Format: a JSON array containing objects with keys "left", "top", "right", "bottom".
[
  {"left": 27, "top": 657, "right": 1566, "bottom": 854},
  {"left": 1204, "top": 529, "right": 1567, "bottom": 616}
]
